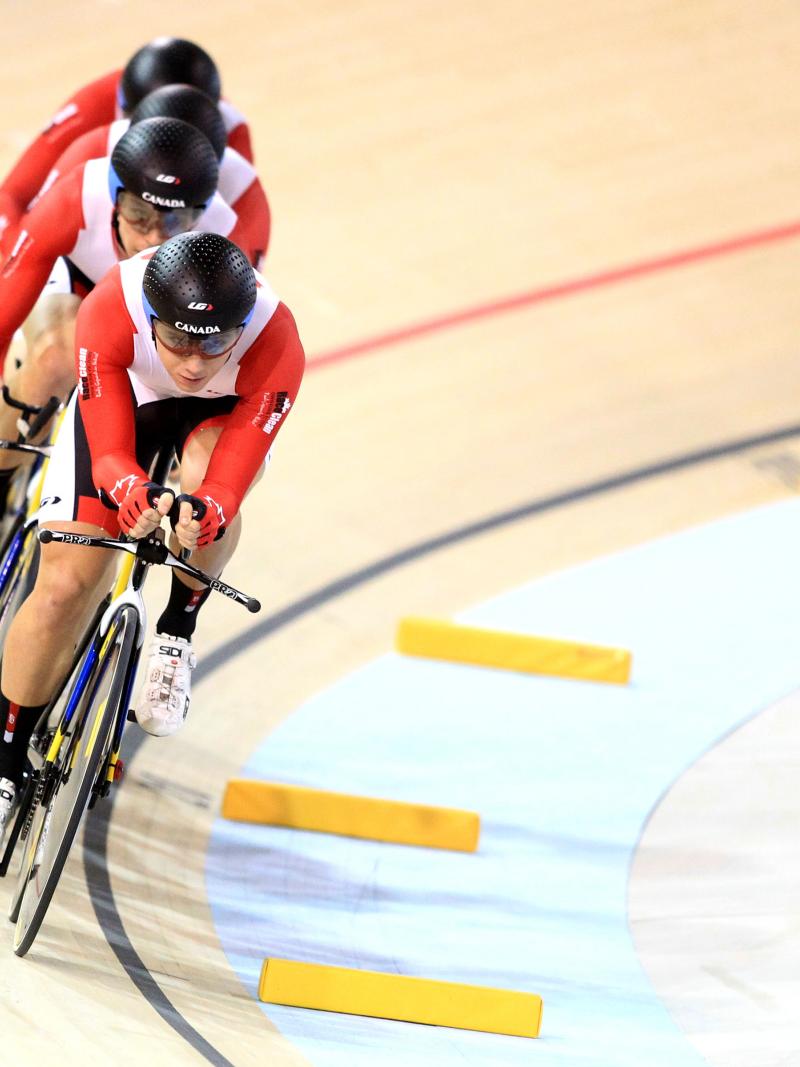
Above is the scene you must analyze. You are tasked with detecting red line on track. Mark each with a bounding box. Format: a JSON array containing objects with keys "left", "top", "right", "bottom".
[{"left": 307, "top": 218, "right": 800, "bottom": 372}]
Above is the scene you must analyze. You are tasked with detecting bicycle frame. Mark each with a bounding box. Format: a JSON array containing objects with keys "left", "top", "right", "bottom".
[
  {"left": 35, "top": 539, "right": 149, "bottom": 810},
  {"left": 0, "top": 566, "right": 134, "bottom": 879}
]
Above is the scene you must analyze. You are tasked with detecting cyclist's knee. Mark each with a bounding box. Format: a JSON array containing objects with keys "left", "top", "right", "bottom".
[
  {"left": 26, "top": 332, "right": 76, "bottom": 398},
  {"left": 33, "top": 549, "right": 108, "bottom": 624},
  {"left": 34, "top": 568, "right": 94, "bottom": 620},
  {"left": 21, "top": 296, "right": 80, "bottom": 397},
  {"left": 23, "top": 293, "right": 79, "bottom": 349},
  {"left": 180, "top": 427, "right": 221, "bottom": 494}
]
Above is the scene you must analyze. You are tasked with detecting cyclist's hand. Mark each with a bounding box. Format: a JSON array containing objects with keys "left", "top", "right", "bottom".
[
  {"left": 171, "top": 492, "right": 225, "bottom": 549},
  {"left": 175, "top": 498, "right": 202, "bottom": 551},
  {"left": 119, "top": 482, "right": 174, "bottom": 538}
]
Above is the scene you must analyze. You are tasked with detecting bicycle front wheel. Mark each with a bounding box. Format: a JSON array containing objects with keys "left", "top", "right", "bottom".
[
  {"left": 0, "top": 518, "right": 38, "bottom": 655},
  {"left": 13, "top": 605, "right": 139, "bottom": 957}
]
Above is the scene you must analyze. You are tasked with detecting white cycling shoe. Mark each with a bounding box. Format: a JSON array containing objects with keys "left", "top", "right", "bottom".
[
  {"left": 0, "top": 777, "right": 17, "bottom": 848},
  {"left": 134, "top": 633, "right": 196, "bottom": 737}
]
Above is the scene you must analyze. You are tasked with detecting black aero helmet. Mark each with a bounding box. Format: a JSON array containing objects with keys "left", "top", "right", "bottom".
[
  {"left": 143, "top": 232, "right": 257, "bottom": 337},
  {"left": 129, "top": 84, "right": 226, "bottom": 161},
  {"left": 109, "top": 117, "right": 218, "bottom": 210},
  {"left": 119, "top": 37, "right": 221, "bottom": 113}
]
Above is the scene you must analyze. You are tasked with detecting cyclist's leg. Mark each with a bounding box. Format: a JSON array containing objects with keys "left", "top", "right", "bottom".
[
  {"left": 0, "top": 390, "right": 118, "bottom": 793},
  {"left": 11, "top": 592, "right": 140, "bottom": 957},
  {"left": 2, "top": 526, "right": 116, "bottom": 703},
  {"left": 0, "top": 519, "right": 114, "bottom": 841},
  {"left": 135, "top": 417, "right": 263, "bottom": 735},
  {"left": 164, "top": 418, "right": 268, "bottom": 615},
  {"left": 0, "top": 262, "right": 81, "bottom": 471},
  {"left": 174, "top": 422, "right": 244, "bottom": 574}
]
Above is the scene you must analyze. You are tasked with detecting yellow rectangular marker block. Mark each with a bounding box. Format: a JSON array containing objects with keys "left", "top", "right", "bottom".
[
  {"left": 222, "top": 780, "right": 480, "bottom": 852},
  {"left": 259, "top": 958, "right": 542, "bottom": 1038},
  {"left": 396, "top": 616, "right": 631, "bottom": 684}
]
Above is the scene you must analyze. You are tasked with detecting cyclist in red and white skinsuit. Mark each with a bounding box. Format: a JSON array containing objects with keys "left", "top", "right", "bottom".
[
  {"left": 0, "top": 232, "right": 304, "bottom": 838},
  {"left": 0, "top": 117, "right": 253, "bottom": 515},
  {"left": 40, "top": 84, "right": 270, "bottom": 268},
  {"left": 0, "top": 37, "right": 252, "bottom": 252}
]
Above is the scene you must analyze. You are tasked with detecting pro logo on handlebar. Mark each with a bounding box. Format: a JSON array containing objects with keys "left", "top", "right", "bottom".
[{"left": 210, "top": 579, "right": 238, "bottom": 601}]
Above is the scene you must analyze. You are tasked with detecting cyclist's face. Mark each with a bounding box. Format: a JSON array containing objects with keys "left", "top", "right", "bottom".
[
  {"left": 115, "top": 192, "right": 203, "bottom": 257},
  {"left": 154, "top": 333, "right": 231, "bottom": 393}
]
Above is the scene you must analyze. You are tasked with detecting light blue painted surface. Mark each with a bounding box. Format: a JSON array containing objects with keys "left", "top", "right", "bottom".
[{"left": 206, "top": 499, "right": 800, "bottom": 1065}]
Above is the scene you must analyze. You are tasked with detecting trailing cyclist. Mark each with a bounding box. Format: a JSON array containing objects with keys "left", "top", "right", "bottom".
[
  {"left": 0, "top": 114, "right": 256, "bottom": 518},
  {"left": 0, "top": 231, "right": 304, "bottom": 843},
  {"left": 35, "top": 83, "right": 271, "bottom": 268},
  {"left": 0, "top": 37, "right": 252, "bottom": 251}
]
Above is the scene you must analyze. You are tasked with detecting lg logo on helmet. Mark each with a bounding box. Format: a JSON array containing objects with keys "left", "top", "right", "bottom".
[
  {"left": 188, "top": 302, "right": 214, "bottom": 311},
  {"left": 156, "top": 174, "right": 182, "bottom": 185}
]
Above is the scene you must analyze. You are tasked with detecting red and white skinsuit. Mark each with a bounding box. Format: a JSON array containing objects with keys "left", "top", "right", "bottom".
[
  {"left": 39, "top": 249, "right": 304, "bottom": 535},
  {"left": 0, "top": 156, "right": 249, "bottom": 363},
  {"left": 0, "top": 69, "right": 252, "bottom": 253},
  {"left": 36, "top": 118, "right": 270, "bottom": 268}
]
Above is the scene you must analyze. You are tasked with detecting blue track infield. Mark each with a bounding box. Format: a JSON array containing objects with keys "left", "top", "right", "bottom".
[{"left": 206, "top": 499, "right": 800, "bottom": 1066}]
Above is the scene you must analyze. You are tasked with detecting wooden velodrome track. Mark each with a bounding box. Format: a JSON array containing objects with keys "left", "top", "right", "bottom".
[{"left": 2, "top": 1, "right": 800, "bottom": 1063}]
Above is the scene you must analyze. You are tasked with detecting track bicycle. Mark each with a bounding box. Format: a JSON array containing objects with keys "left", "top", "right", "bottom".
[
  {"left": 4, "top": 452, "right": 260, "bottom": 956},
  {"left": 0, "top": 433, "right": 167, "bottom": 880}
]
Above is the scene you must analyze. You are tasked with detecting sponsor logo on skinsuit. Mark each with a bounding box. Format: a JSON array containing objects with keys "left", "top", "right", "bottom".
[
  {"left": 252, "top": 391, "right": 292, "bottom": 434},
  {"left": 78, "top": 347, "right": 102, "bottom": 399}
]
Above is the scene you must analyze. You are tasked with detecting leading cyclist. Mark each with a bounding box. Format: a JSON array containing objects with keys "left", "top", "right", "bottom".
[{"left": 0, "top": 232, "right": 304, "bottom": 841}]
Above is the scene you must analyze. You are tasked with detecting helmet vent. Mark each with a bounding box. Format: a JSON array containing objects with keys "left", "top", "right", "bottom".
[{"left": 143, "top": 232, "right": 257, "bottom": 332}]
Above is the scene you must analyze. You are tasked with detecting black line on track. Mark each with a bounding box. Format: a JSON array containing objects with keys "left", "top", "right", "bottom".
[
  {"left": 82, "top": 418, "right": 800, "bottom": 1064},
  {"left": 83, "top": 731, "right": 235, "bottom": 1067}
]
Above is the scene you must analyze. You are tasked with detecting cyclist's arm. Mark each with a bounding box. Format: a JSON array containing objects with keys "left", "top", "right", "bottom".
[
  {"left": 0, "top": 70, "right": 119, "bottom": 245},
  {"left": 73, "top": 268, "right": 145, "bottom": 494},
  {"left": 229, "top": 178, "right": 271, "bottom": 268},
  {"left": 44, "top": 126, "right": 111, "bottom": 192},
  {"left": 23, "top": 126, "right": 110, "bottom": 220},
  {"left": 194, "top": 302, "right": 305, "bottom": 521},
  {"left": 226, "top": 210, "right": 259, "bottom": 271},
  {"left": 225, "top": 120, "right": 254, "bottom": 163},
  {"left": 0, "top": 166, "right": 86, "bottom": 357}
]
